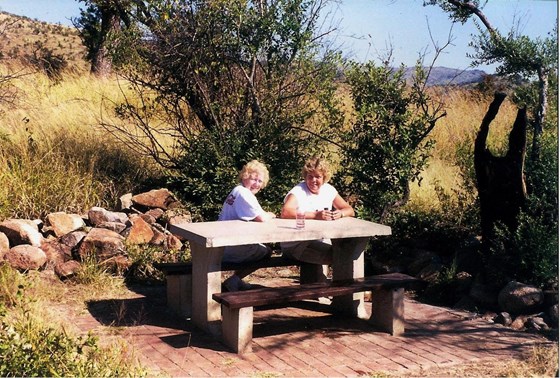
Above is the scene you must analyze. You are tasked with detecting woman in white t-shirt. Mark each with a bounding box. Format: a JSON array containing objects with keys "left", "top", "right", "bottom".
[
  {"left": 280, "top": 156, "right": 354, "bottom": 280},
  {"left": 218, "top": 160, "right": 276, "bottom": 291}
]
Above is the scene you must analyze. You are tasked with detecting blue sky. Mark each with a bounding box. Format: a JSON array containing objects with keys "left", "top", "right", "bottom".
[{"left": 0, "top": 0, "right": 557, "bottom": 73}]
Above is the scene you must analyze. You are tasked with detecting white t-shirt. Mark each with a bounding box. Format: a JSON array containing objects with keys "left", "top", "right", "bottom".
[
  {"left": 218, "top": 184, "right": 265, "bottom": 221},
  {"left": 284, "top": 182, "right": 338, "bottom": 211},
  {"left": 218, "top": 185, "right": 269, "bottom": 263},
  {"left": 281, "top": 182, "right": 338, "bottom": 250}
]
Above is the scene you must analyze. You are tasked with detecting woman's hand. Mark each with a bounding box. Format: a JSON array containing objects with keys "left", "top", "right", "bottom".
[{"left": 319, "top": 209, "right": 344, "bottom": 220}]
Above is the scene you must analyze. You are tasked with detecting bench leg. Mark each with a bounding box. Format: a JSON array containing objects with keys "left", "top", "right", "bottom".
[
  {"left": 369, "top": 287, "right": 405, "bottom": 336},
  {"left": 221, "top": 306, "right": 253, "bottom": 354},
  {"left": 166, "top": 274, "right": 192, "bottom": 317}
]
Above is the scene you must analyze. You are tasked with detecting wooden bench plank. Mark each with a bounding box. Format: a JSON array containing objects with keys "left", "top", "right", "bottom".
[
  {"left": 213, "top": 273, "right": 420, "bottom": 309},
  {"left": 213, "top": 273, "right": 422, "bottom": 353}
]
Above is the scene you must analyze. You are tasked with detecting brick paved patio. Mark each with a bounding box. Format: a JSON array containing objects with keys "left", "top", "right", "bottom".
[{"left": 75, "top": 277, "right": 556, "bottom": 377}]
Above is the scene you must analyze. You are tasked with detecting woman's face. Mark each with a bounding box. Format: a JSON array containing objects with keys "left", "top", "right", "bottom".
[
  {"left": 305, "top": 170, "right": 324, "bottom": 194},
  {"left": 242, "top": 171, "right": 265, "bottom": 194}
]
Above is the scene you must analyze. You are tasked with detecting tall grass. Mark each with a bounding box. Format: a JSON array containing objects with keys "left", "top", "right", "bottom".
[
  {"left": 408, "top": 88, "right": 518, "bottom": 211},
  {"left": 0, "top": 64, "right": 162, "bottom": 219}
]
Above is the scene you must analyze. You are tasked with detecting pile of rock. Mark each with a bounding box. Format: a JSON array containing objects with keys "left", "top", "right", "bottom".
[
  {"left": 369, "top": 241, "right": 558, "bottom": 335},
  {"left": 0, "top": 188, "right": 190, "bottom": 280}
]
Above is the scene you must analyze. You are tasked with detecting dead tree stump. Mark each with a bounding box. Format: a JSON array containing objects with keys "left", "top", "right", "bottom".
[{"left": 474, "top": 92, "right": 528, "bottom": 243}]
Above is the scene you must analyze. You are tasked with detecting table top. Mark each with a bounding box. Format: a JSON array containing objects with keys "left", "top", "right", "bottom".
[{"left": 169, "top": 217, "right": 391, "bottom": 248}]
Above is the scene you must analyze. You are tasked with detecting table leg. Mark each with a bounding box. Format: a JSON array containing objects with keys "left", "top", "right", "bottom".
[
  {"left": 190, "top": 241, "right": 224, "bottom": 335},
  {"left": 331, "top": 237, "right": 368, "bottom": 318}
]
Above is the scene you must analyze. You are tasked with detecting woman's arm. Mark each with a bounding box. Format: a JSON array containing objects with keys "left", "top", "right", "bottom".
[{"left": 332, "top": 194, "right": 355, "bottom": 219}]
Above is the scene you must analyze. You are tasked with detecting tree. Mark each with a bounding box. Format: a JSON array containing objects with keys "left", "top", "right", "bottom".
[
  {"left": 74, "top": 0, "right": 132, "bottom": 77},
  {"left": 100, "top": 0, "right": 343, "bottom": 219},
  {"left": 424, "top": 0, "right": 558, "bottom": 162},
  {"left": 337, "top": 61, "right": 446, "bottom": 221}
]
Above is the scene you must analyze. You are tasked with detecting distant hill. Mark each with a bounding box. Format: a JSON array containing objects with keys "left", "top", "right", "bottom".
[
  {"left": 404, "top": 66, "right": 488, "bottom": 86},
  {"left": 0, "top": 11, "right": 88, "bottom": 72},
  {"left": 0, "top": 11, "right": 488, "bottom": 86}
]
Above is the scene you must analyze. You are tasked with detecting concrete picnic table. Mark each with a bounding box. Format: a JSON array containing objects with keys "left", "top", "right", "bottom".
[{"left": 169, "top": 217, "right": 392, "bottom": 335}]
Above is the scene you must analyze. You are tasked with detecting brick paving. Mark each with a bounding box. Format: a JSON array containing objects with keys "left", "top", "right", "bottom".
[{"left": 75, "top": 277, "right": 556, "bottom": 377}]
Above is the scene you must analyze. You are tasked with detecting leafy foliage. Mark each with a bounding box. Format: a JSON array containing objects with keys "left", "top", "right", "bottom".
[
  {"left": 103, "top": 0, "right": 343, "bottom": 220},
  {"left": 336, "top": 62, "right": 444, "bottom": 221}
]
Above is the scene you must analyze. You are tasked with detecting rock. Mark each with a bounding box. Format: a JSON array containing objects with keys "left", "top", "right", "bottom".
[
  {"left": 132, "top": 188, "right": 177, "bottom": 210},
  {"left": 138, "top": 213, "right": 156, "bottom": 225},
  {"left": 406, "top": 249, "right": 438, "bottom": 276},
  {"left": 164, "top": 233, "right": 183, "bottom": 251},
  {"left": 494, "top": 312, "right": 513, "bottom": 326},
  {"left": 511, "top": 315, "right": 530, "bottom": 330},
  {"left": 0, "top": 219, "right": 44, "bottom": 247},
  {"left": 59, "top": 231, "right": 87, "bottom": 249},
  {"left": 145, "top": 208, "right": 165, "bottom": 221},
  {"left": 0, "top": 232, "right": 9, "bottom": 258},
  {"left": 126, "top": 215, "right": 154, "bottom": 245},
  {"left": 149, "top": 227, "right": 166, "bottom": 246},
  {"left": 498, "top": 281, "right": 544, "bottom": 314},
  {"left": 118, "top": 193, "right": 133, "bottom": 210},
  {"left": 97, "top": 221, "right": 128, "bottom": 234},
  {"left": 78, "top": 227, "right": 125, "bottom": 261},
  {"left": 40, "top": 239, "right": 72, "bottom": 266},
  {"left": 526, "top": 316, "right": 550, "bottom": 331},
  {"left": 44, "top": 212, "right": 86, "bottom": 237},
  {"left": 54, "top": 260, "right": 81, "bottom": 280},
  {"left": 417, "top": 262, "right": 443, "bottom": 283},
  {"left": 4, "top": 244, "right": 47, "bottom": 271},
  {"left": 469, "top": 281, "right": 498, "bottom": 308},
  {"left": 87, "top": 207, "right": 128, "bottom": 226}
]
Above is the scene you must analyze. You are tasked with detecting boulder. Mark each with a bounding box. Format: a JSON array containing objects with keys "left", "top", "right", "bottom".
[
  {"left": 126, "top": 214, "right": 154, "bottom": 245},
  {"left": 494, "top": 312, "right": 513, "bottom": 326},
  {"left": 498, "top": 281, "right": 543, "bottom": 314},
  {"left": 44, "top": 212, "right": 86, "bottom": 237},
  {"left": 132, "top": 188, "right": 177, "bottom": 210},
  {"left": 0, "top": 219, "right": 44, "bottom": 247},
  {"left": 97, "top": 221, "right": 127, "bottom": 234},
  {"left": 59, "top": 231, "right": 87, "bottom": 249},
  {"left": 0, "top": 231, "right": 9, "bottom": 258},
  {"left": 54, "top": 260, "right": 82, "bottom": 280},
  {"left": 87, "top": 207, "right": 128, "bottom": 226},
  {"left": 78, "top": 227, "right": 125, "bottom": 261},
  {"left": 149, "top": 227, "right": 166, "bottom": 246},
  {"left": 118, "top": 193, "right": 133, "bottom": 210},
  {"left": 164, "top": 233, "right": 183, "bottom": 251},
  {"left": 41, "top": 239, "right": 72, "bottom": 266},
  {"left": 4, "top": 244, "right": 47, "bottom": 271},
  {"left": 145, "top": 208, "right": 165, "bottom": 221}
]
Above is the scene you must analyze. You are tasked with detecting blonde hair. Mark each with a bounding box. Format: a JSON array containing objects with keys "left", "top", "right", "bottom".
[
  {"left": 302, "top": 156, "right": 332, "bottom": 183},
  {"left": 238, "top": 160, "right": 270, "bottom": 187}
]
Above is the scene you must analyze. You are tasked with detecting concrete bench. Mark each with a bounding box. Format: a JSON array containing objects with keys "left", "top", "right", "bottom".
[
  {"left": 212, "top": 272, "right": 422, "bottom": 353},
  {"left": 155, "top": 254, "right": 320, "bottom": 317}
]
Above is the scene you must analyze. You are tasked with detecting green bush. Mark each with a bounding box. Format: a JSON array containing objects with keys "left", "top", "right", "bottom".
[{"left": 0, "top": 311, "right": 146, "bottom": 377}]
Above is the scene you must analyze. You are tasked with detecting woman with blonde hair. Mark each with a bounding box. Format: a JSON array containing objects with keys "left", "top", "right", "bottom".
[
  {"left": 280, "top": 156, "right": 354, "bottom": 281},
  {"left": 218, "top": 160, "right": 276, "bottom": 291}
]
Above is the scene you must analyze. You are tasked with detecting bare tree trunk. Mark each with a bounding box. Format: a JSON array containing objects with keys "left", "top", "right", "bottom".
[
  {"left": 91, "top": 5, "right": 120, "bottom": 77},
  {"left": 474, "top": 92, "right": 528, "bottom": 243}
]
